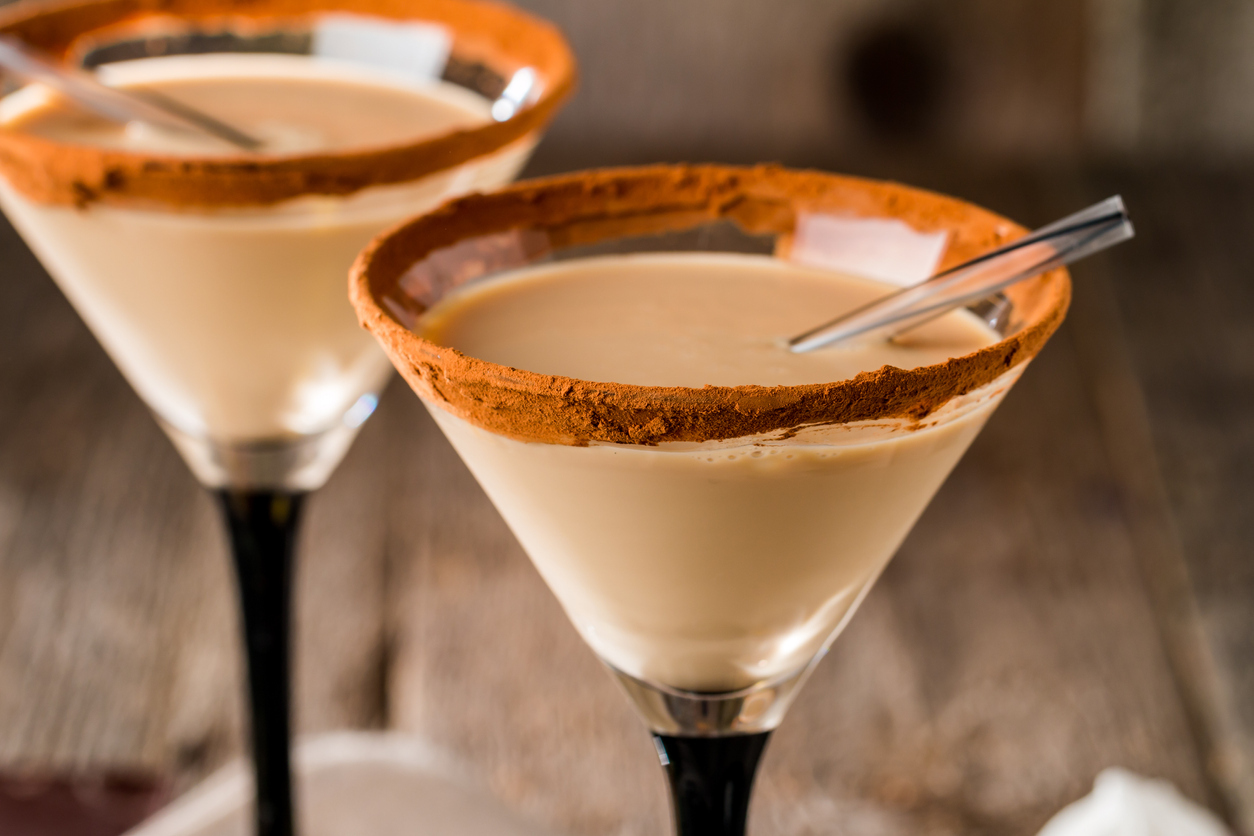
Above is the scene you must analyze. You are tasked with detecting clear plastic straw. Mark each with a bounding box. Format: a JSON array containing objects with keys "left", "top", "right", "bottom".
[
  {"left": 0, "top": 35, "right": 264, "bottom": 150},
  {"left": 787, "top": 196, "right": 1134, "bottom": 352}
]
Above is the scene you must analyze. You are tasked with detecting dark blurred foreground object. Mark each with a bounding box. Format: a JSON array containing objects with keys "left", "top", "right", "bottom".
[{"left": 0, "top": 772, "right": 170, "bottom": 836}]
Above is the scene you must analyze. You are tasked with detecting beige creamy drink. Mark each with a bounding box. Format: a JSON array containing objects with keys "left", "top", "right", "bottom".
[
  {"left": 418, "top": 253, "right": 1003, "bottom": 693},
  {"left": 0, "top": 53, "right": 531, "bottom": 447}
]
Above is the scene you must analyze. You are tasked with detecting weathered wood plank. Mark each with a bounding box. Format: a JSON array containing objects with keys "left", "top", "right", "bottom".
[
  {"left": 2, "top": 168, "right": 1245, "bottom": 836},
  {"left": 1087, "top": 170, "right": 1254, "bottom": 833},
  {"left": 938, "top": 168, "right": 1253, "bottom": 830}
]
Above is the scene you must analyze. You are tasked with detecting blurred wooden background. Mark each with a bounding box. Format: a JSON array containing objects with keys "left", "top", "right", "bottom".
[
  {"left": 2, "top": 0, "right": 1254, "bottom": 834},
  {"left": 515, "top": 0, "right": 1254, "bottom": 164}
]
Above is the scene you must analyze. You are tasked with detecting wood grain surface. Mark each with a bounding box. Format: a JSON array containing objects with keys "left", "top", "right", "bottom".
[
  {"left": 1090, "top": 171, "right": 1254, "bottom": 832},
  {"left": 1, "top": 168, "right": 1250, "bottom": 836}
]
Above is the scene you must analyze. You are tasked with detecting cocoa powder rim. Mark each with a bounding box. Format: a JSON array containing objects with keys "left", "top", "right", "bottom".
[
  {"left": 350, "top": 164, "right": 1072, "bottom": 446},
  {"left": 0, "top": 0, "right": 576, "bottom": 208}
]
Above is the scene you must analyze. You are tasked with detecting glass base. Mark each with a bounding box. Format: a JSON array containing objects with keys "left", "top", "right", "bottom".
[
  {"left": 609, "top": 663, "right": 816, "bottom": 736},
  {"left": 161, "top": 416, "right": 366, "bottom": 491}
]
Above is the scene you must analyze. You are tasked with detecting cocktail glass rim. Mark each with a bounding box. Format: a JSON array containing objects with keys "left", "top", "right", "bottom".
[
  {"left": 0, "top": 0, "right": 577, "bottom": 211},
  {"left": 351, "top": 164, "right": 1071, "bottom": 448}
]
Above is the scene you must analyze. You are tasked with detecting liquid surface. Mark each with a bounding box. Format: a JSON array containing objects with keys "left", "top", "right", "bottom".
[
  {"left": 0, "top": 54, "right": 532, "bottom": 488},
  {"left": 422, "top": 253, "right": 996, "bottom": 387},
  {"left": 5, "top": 53, "right": 489, "bottom": 155},
  {"left": 417, "top": 253, "right": 1009, "bottom": 694}
]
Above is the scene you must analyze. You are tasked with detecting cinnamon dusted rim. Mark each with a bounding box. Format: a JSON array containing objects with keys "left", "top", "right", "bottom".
[
  {"left": 0, "top": 0, "right": 575, "bottom": 208},
  {"left": 350, "top": 164, "right": 1072, "bottom": 447}
]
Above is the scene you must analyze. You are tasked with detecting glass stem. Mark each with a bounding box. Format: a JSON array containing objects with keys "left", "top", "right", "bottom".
[
  {"left": 216, "top": 490, "right": 305, "bottom": 836},
  {"left": 653, "top": 732, "right": 772, "bottom": 836}
]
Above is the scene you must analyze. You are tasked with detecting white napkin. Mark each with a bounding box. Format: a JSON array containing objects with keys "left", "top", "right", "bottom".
[{"left": 1037, "top": 769, "right": 1232, "bottom": 836}]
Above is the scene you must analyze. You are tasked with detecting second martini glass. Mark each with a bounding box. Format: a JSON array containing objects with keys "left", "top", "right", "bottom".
[
  {"left": 0, "top": 1, "right": 574, "bottom": 833},
  {"left": 351, "top": 165, "right": 1072, "bottom": 835}
]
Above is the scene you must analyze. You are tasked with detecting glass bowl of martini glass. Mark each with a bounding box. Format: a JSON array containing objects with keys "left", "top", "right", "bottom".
[
  {"left": 0, "top": 1, "right": 573, "bottom": 834},
  {"left": 350, "top": 164, "right": 1072, "bottom": 836}
]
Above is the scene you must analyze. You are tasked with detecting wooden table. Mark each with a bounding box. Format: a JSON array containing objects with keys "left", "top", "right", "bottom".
[{"left": 1, "top": 164, "right": 1250, "bottom": 836}]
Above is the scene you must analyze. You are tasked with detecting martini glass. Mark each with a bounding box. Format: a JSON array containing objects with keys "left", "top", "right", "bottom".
[
  {"left": 350, "top": 165, "right": 1072, "bottom": 836},
  {"left": 0, "top": 1, "right": 574, "bottom": 834}
]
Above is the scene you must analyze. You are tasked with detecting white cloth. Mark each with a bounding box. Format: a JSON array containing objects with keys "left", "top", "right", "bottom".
[{"left": 1038, "top": 768, "right": 1232, "bottom": 836}]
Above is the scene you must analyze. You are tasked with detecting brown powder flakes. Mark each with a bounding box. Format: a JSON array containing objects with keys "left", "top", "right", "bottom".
[{"left": 351, "top": 165, "right": 1071, "bottom": 447}]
